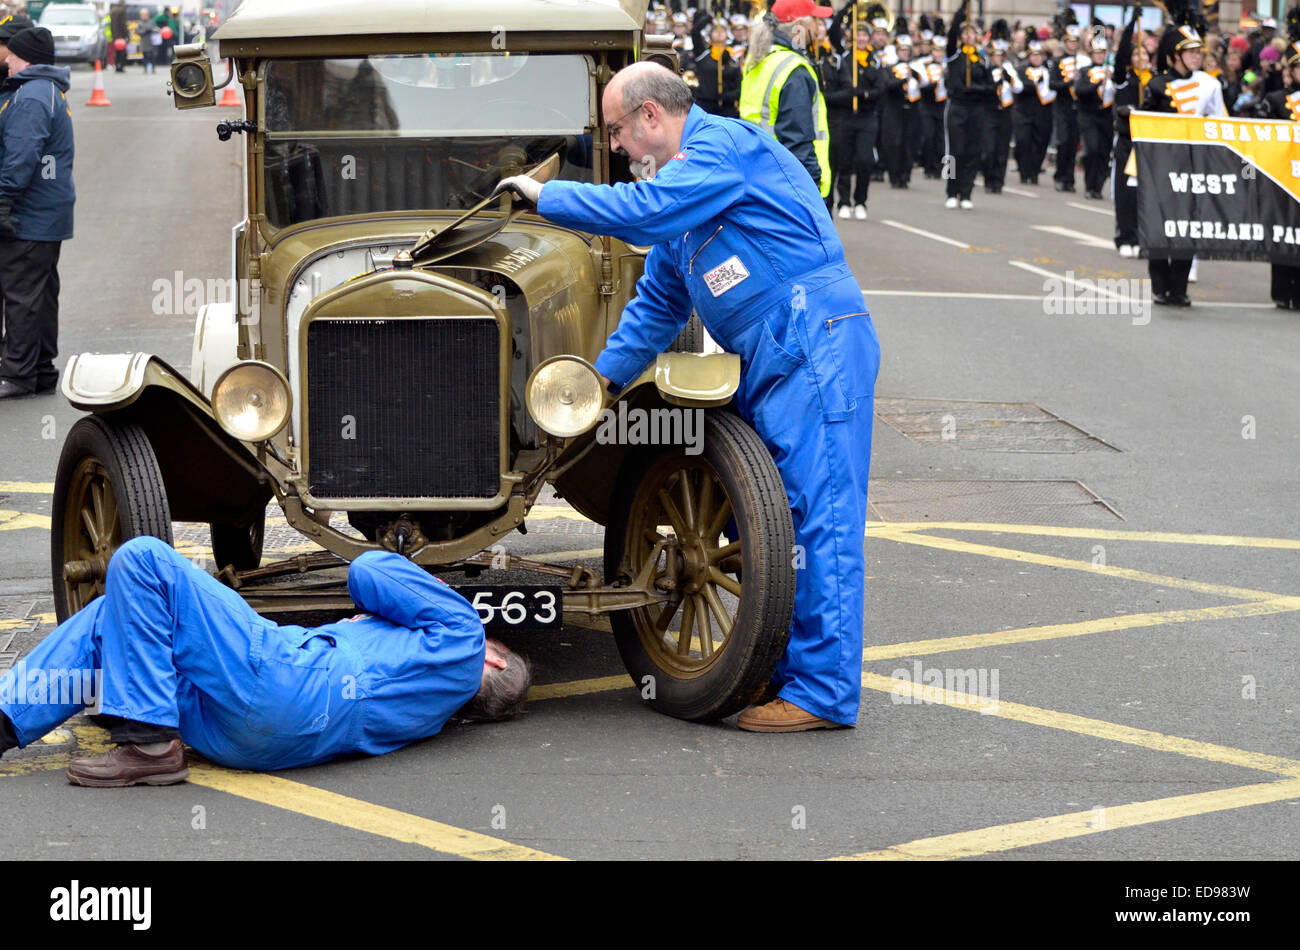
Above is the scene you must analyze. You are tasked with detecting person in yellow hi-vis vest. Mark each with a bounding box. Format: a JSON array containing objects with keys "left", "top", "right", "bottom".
[{"left": 740, "top": 0, "right": 832, "bottom": 205}]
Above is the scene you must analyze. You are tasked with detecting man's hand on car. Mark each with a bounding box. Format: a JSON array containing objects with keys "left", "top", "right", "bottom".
[{"left": 493, "top": 175, "right": 544, "bottom": 206}]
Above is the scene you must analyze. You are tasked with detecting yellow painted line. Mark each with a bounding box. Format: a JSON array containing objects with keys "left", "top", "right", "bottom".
[
  {"left": 871, "top": 527, "right": 1290, "bottom": 603},
  {"left": 185, "top": 764, "right": 566, "bottom": 860},
  {"left": 831, "top": 777, "right": 1300, "bottom": 860},
  {"left": 867, "top": 521, "right": 1300, "bottom": 550},
  {"left": 527, "top": 674, "right": 634, "bottom": 701},
  {"left": 525, "top": 505, "right": 599, "bottom": 524},
  {"left": 0, "top": 510, "right": 50, "bottom": 531},
  {"left": 861, "top": 671, "right": 1300, "bottom": 778},
  {"left": 0, "top": 612, "right": 56, "bottom": 631},
  {"left": 0, "top": 481, "right": 53, "bottom": 494},
  {"left": 862, "top": 597, "right": 1300, "bottom": 661},
  {"left": 0, "top": 723, "right": 113, "bottom": 777}
]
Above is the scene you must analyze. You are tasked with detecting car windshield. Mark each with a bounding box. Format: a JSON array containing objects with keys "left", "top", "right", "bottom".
[
  {"left": 262, "top": 54, "right": 595, "bottom": 228},
  {"left": 41, "top": 8, "right": 99, "bottom": 25}
]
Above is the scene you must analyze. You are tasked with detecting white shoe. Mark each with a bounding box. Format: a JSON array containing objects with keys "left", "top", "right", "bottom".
[
  {"left": 838, "top": 205, "right": 851, "bottom": 219},
  {"left": 1119, "top": 244, "right": 1134, "bottom": 258},
  {"left": 959, "top": 199, "right": 974, "bottom": 209},
  {"left": 853, "top": 204, "right": 867, "bottom": 220},
  {"left": 1188, "top": 258, "right": 1198, "bottom": 283},
  {"left": 1128, "top": 245, "right": 1141, "bottom": 258},
  {"left": 945, "top": 197, "right": 958, "bottom": 209}
]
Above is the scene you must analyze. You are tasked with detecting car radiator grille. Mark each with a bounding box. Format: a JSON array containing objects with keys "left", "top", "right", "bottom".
[{"left": 306, "top": 317, "right": 500, "bottom": 499}]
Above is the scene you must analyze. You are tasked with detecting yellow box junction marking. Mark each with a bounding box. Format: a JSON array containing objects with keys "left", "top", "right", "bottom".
[{"left": 830, "top": 778, "right": 1300, "bottom": 860}]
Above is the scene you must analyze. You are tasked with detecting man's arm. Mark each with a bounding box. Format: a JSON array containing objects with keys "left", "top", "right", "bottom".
[
  {"left": 0, "top": 97, "right": 53, "bottom": 201},
  {"left": 347, "top": 551, "right": 482, "bottom": 636},
  {"left": 537, "top": 125, "right": 746, "bottom": 245},
  {"left": 594, "top": 242, "right": 693, "bottom": 389},
  {"left": 772, "top": 67, "right": 821, "bottom": 188}
]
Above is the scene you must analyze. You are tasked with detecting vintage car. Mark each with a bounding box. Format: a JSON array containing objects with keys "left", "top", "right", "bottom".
[{"left": 51, "top": 0, "right": 795, "bottom": 722}]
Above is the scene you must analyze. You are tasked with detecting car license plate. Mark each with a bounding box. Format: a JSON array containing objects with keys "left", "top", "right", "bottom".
[{"left": 455, "top": 585, "right": 563, "bottom": 633}]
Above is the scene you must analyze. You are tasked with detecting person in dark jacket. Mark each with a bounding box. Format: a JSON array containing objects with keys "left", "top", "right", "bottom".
[
  {"left": 1050, "top": 24, "right": 1084, "bottom": 191},
  {"left": 1111, "top": 9, "right": 1144, "bottom": 257},
  {"left": 0, "top": 27, "right": 74, "bottom": 400},
  {"left": 1012, "top": 34, "right": 1054, "bottom": 184},
  {"left": 0, "top": 14, "right": 32, "bottom": 87}
]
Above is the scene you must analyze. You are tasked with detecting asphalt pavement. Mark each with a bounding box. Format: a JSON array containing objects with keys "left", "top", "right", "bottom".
[{"left": 0, "top": 68, "right": 1297, "bottom": 862}]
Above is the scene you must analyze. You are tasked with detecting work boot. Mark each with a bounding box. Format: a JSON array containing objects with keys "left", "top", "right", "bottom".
[
  {"left": 737, "top": 699, "right": 844, "bottom": 733},
  {"left": 67, "top": 739, "right": 189, "bottom": 787}
]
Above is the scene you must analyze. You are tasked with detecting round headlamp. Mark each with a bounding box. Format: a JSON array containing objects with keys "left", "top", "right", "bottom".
[
  {"left": 526, "top": 356, "right": 605, "bottom": 438},
  {"left": 212, "top": 361, "right": 292, "bottom": 442},
  {"left": 173, "top": 62, "right": 209, "bottom": 97}
]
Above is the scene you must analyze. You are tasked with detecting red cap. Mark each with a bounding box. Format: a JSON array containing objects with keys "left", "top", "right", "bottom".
[{"left": 770, "top": 0, "right": 835, "bottom": 22}]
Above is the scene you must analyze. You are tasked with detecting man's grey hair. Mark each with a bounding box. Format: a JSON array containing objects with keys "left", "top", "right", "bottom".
[
  {"left": 619, "top": 63, "right": 695, "bottom": 117},
  {"left": 457, "top": 651, "right": 533, "bottom": 723}
]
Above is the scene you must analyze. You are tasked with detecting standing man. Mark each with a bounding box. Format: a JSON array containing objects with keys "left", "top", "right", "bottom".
[
  {"left": 740, "top": 0, "right": 832, "bottom": 202},
  {"left": 500, "top": 62, "right": 881, "bottom": 732},
  {"left": 0, "top": 26, "right": 74, "bottom": 401},
  {"left": 918, "top": 27, "right": 949, "bottom": 179},
  {"left": 982, "top": 27, "right": 1022, "bottom": 194},
  {"left": 1050, "top": 22, "right": 1084, "bottom": 192}
]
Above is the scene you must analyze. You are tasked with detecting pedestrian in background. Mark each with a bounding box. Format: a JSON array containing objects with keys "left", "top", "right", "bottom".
[{"left": 0, "top": 26, "right": 74, "bottom": 401}]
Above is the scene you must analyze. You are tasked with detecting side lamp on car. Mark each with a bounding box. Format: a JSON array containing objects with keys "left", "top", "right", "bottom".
[
  {"left": 525, "top": 356, "right": 605, "bottom": 438},
  {"left": 212, "top": 361, "right": 292, "bottom": 442}
]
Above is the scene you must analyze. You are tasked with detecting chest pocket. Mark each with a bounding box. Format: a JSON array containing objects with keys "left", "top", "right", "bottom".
[
  {"left": 243, "top": 626, "right": 333, "bottom": 738},
  {"left": 683, "top": 223, "right": 774, "bottom": 313}
]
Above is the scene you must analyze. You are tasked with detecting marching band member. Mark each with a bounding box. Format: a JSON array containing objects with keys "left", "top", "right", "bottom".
[
  {"left": 1012, "top": 30, "right": 1054, "bottom": 184},
  {"left": 919, "top": 19, "right": 948, "bottom": 179},
  {"left": 1111, "top": 9, "right": 1146, "bottom": 257},
  {"left": 880, "top": 22, "right": 928, "bottom": 189},
  {"left": 1050, "top": 15, "right": 1085, "bottom": 192},
  {"left": 1075, "top": 33, "right": 1115, "bottom": 199},
  {"left": 824, "top": 10, "right": 884, "bottom": 217},
  {"left": 1142, "top": 2, "right": 1226, "bottom": 306},
  {"left": 943, "top": 5, "right": 993, "bottom": 209},
  {"left": 1263, "top": 8, "right": 1300, "bottom": 309},
  {"left": 982, "top": 21, "right": 1021, "bottom": 194}
]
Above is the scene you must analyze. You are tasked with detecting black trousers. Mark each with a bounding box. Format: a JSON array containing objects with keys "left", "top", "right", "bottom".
[
  {"left": 1149, "top": 257, "right": 1193, "bottom": 297},
  {"left": 1053, "top": 103, "right": 1080, "bottom": 185},
  {"left": 880, "top": 101, "right": 916, "bottom": 185},
  {"left": 919, "top": 101, "right": 946, "bottom": 176},
  {"left": 1271, "top": 263, "right": 1300, "bottom": 307},
  {"left": 835, "top": 110, "right": 878, "bottom": 206},
  {"left": 945, "top": 100, "right": 984, "bottom": 200},
  {"left": 982, "top": 106, "right": 1013, "bottom": 189},
  {"left": 0, "top": 238, "right": 62, "bottom": 393},
  {"left": 1013, "top": 102, "right": 1052, "bottom": 180},
  {"left": 1079, "top": 109, "right": 1112, "bottom": 193},
  {"left": 1113, "top": 136, "right": 1139, "bottom": 247}
]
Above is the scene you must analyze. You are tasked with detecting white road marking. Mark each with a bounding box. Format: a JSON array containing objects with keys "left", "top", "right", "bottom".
[
  {"left": 1030, "top": 224, "right": 1114, "bottom": 249},
  {"left": 1000, "top": 186, "right": 1038, "bottom": 198},
  {"left": 1067, "top": 200, "right": 1114, "bottom": 216},
  {"left": 1008, "top": 261, "right": 1273, "bottom": 308},
  {"left": 879, "top": 219, "right": 972, "bottom": 249},
  {"left": 861, "top": 289, "right": 1043, "bottom": 300}
]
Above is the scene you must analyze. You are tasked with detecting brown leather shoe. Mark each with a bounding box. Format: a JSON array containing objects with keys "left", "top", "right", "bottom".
[
  {"left": 737, "top": 699, "right": 844, "bottom": 733},
  {"left": 67, "top": 739, "right": 189, "bottom": 787}
]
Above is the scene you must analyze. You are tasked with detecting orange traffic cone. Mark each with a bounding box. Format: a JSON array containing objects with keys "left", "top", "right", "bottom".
[
  {"left": 218, "top": 84, "right": 241, "bottom": 108},
  {"left": 85, "top": 61, "right": 111, "bottom": 107}
]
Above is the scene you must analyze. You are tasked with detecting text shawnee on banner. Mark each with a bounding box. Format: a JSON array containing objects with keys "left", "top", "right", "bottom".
[{"left": 1132, "top": 111, "right": 1300, "bottom": 263}]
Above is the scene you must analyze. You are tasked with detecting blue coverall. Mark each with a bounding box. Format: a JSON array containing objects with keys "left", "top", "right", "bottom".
[
  {"left": 539, "top": 104, "right": 881, "bottom": 725},
  {"left": 0, "top": 537, "right": 484, "bottom": 770}
]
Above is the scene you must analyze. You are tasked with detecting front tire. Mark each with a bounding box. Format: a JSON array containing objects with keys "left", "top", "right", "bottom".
[
  {"left": 604, "top": 409, "right": 795, "bottom": 721},
  {"left": 51, "top": 415, "right": 173, "bottom": 622}
]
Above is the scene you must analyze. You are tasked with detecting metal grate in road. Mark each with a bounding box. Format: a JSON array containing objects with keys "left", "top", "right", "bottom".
[
  {"left": 868, "top": 478, "right": 1124, "bottom": 523},
  {"left": 875, "top": 398, "right": 1121, "bottom": 453}
]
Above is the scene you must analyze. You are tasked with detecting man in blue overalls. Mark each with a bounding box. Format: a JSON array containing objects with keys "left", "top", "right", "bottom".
[
  {"left": 0, "top": 537, "right": 529, "bottom": 785},
  {"left": 501, "top": 62, "right": 881, "bottom": 732}
]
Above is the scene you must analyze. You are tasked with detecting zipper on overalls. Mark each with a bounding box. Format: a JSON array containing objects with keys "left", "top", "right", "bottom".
[
  {"left": 688, "top": 225, "right": 724, "bottom": 275},
  {"left": 826, "top": 311, "right": 870, "bottom": 329}
]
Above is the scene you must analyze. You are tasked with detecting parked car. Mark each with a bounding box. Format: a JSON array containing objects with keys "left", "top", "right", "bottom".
[
  {"left": 52, "top": 0, "right": 795, "bottom": 722},
  {"left": 39, "top": 2, "right": 106, "bottom": 65}
]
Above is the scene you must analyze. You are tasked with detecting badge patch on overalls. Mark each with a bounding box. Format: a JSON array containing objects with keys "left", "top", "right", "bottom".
[{"left": 703, "top": 256, "right": 750, "bottom": 297}]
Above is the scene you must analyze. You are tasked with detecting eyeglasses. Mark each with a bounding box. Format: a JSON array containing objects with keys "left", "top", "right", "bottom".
[{"left": 606, "top": 100, "right": 649, "bottom": 141}]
